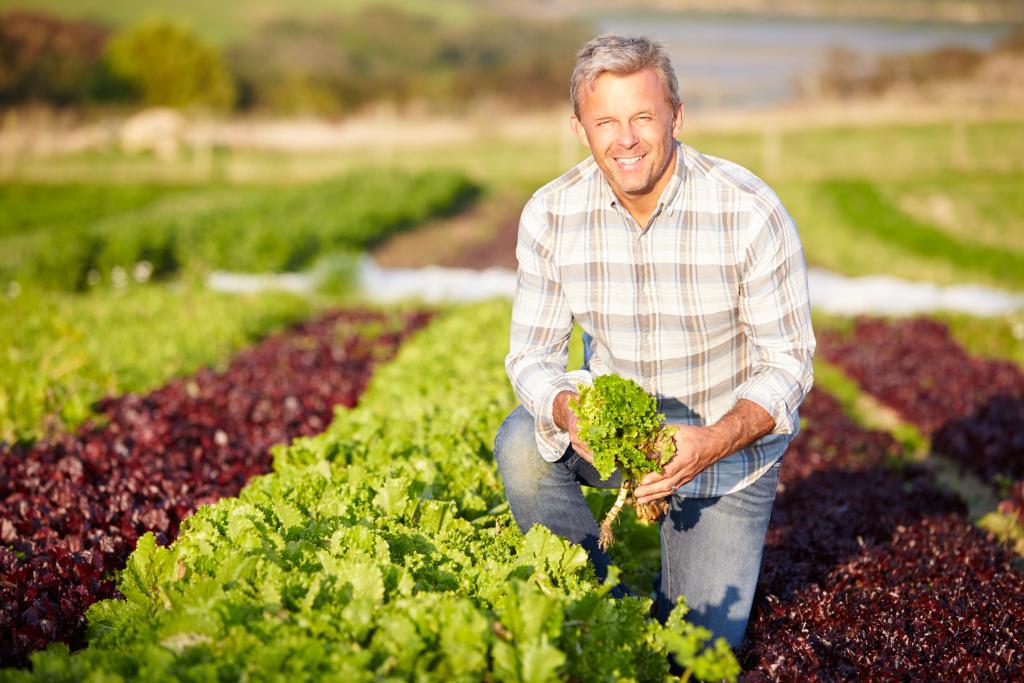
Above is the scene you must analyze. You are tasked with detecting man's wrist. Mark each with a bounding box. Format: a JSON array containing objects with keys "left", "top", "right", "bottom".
[{"left": 705, "top": 399, "right": 774, "bottom": 458}]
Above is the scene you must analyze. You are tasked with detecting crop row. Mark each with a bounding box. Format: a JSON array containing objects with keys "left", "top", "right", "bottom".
[
  {"left": 818, "top": 316, "right": 1024, "bottom": 524},
  {"left": 2, "top": 301, "right": 740, "bottom": 683},
  {"left": 0, "top": 309, "right": 430, "bottom": 667},
  {"left": 1, "top": 285, "right": 319, "bottom": 443},
  {"left": 740, "top": 389, "right": 1024, "bottom": 679},
  {"left": 6, "top": 304, "right": 1023, "bottom": 680},
  {"left": 1, "top": 170, "right": 477, "bottom": 292}
]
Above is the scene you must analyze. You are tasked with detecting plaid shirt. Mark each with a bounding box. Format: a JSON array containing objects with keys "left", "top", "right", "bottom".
[{"left": 505, "top": 141, "right": 815, "bottom": 498}]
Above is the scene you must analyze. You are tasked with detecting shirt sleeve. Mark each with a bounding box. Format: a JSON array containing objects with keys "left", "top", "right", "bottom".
[
  {"left": 732, "top": 190, "right": 816, "bottom": 436},
  {"left": 504, "top": 197, "right": 592, "bottom": 461}
]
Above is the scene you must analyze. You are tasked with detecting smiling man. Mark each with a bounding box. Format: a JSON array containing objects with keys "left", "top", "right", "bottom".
[{"left": 494, "top": 34, "right": 815, "bottom": 648}]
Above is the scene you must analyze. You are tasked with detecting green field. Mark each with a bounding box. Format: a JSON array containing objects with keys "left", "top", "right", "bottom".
[
  {"left": 3, "top": 114, "right": 1022, "bottom": 444},
  {"left": 685, "top": 120, "right": 1024, "bottom": 292},
  {"left": 9, "top": 117, "right": 1022, "bottom": 289},
  {"left": 3, "top": 3, "right": 1022, "bottom": 674},
  {"left": 3, "top": 300, "right": 739, "bottom": 682},
  {"left": 0, "top": 167, "right": 476, "bottom": 442}
]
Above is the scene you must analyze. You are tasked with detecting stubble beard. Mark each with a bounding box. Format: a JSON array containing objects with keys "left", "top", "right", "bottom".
[{"left": 613, "top": 131, "right": 677, "bottom": 197}]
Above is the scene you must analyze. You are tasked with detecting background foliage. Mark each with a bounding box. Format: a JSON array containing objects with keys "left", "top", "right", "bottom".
[
  {"left": 0, "top": 6, "right": 589, "bottom": 114},
  {"left": 105, "top": 20, "right": 235, "bottom": 109}
]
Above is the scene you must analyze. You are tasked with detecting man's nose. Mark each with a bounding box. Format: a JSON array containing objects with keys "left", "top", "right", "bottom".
[{"left": 617, "top": 124, "right": 639, "bottom": 148}]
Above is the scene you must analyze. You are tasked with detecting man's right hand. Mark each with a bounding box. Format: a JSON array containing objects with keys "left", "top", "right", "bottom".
[{"left": 552, "top": 390, "right": 595, "bottom": 464}]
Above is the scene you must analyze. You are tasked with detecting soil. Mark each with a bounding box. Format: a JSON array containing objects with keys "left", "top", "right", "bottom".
[{"left": 371, "top": 192, "right": 522, "bottom": 270}]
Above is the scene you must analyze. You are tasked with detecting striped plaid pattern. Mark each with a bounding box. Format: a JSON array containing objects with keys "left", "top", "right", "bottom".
[{"left": 505, "top": 141, "right": 815, "bottom": 498}]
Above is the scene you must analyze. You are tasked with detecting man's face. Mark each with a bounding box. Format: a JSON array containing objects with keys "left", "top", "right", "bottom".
[{"left": 570, "top": 68, "right": 683, "bottom": 202}]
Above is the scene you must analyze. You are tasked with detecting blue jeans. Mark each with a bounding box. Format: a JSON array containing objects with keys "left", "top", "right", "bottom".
[{"left": 493, "top": 404, "right": 780, "bottom": 648}]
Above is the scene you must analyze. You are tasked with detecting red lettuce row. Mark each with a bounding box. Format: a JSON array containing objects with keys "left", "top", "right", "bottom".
[
  {"left": 0, "top": 309, "right": 430, "bottom": 666},
  {"left": 746, "top": 513, "right": 1024, "bottom": 681},
  {"left": 741, "top": 389, "right": 1024, "bottom": 679},
  {"left": 933, "top": 394, "right": 1024, "bottom": 483},
  {"left": 818, "top": 317, "right": 1024, "bottom": 518},
  {"left": 818, "top": 317, "right": 1024, "bottom": 435}
]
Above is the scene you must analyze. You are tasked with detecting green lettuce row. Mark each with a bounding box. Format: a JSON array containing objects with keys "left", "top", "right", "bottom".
[
  {"left": 3, "top": 170, "right": 477, "bottom": 291},
  {"left": 0, "top": 285, "right": 317, "bottom": 443},
  {"left": 3, "top": 301, "right": 738, "bottom": 683}
]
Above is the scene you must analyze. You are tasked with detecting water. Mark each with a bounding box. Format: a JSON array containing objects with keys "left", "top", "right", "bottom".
[{"left": 595, "top": 13, "right": 1015, "bottom": 108}]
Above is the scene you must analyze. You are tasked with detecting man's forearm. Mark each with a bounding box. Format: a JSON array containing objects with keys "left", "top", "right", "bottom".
[
  {"left": 700, "top": 398, "right": 775, "bottom": 463},
  {"left": 635, "top": 398, "right": 777, "bottom": 502}
]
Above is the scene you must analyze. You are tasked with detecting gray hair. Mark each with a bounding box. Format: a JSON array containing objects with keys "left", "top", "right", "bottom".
[{"left": 570, "top": 34, "right": 680, "bottom": 118}]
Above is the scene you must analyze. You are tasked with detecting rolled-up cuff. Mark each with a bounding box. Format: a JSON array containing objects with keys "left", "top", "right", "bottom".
[
  {"left": 534, "top": 371, "right": 593, "bottom": 462},
  {"left": 734, "top": 383, "right": 795, "bottom": 436}
]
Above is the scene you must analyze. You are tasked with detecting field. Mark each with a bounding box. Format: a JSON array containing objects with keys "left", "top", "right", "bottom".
[{"left": 1, "top": 104, "right": 1023, "bottom": 680}]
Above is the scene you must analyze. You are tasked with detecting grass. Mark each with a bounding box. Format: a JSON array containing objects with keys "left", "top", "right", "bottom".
[
  {"left": 0, "top": 183, "right": 187, "bottom": 238},
  {"left": 883, "top": 171, "right": 1024, "bottom": 254},
  {"left": 811, "top": 357, "right": 929, "bottom": 457},
  {"left": 775, "top": 179, "right": 1004, "bottom": 288},
  {"left": 817, "top": 177, "right": 1024, "bottom": 289},
  {"left": 686, "top": 120, "right": 1024, "bottom": 290},
  {"left": 937, "top": 311, "right": 1024, "bottom": 370},
  {"left": 688, "top": 120, "right": 1024, "bottom": 183}
]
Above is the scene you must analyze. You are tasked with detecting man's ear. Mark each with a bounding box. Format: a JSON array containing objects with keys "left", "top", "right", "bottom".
[
  {"left": 569, "top": 115, "right": 589, "bottom": 146},
  {"left": 672, "top": 102, "right": 685, "bottom": 138}
]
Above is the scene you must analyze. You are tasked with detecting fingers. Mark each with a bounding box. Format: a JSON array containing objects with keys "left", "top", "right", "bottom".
[
  {"left": 634, "top": 478, "right": 680, "bottom": 504},
  {"left": 634, "top": 466, "right": 696, "bottom": 503},
  {"left": 639, "top": 471, "right": 661, "bottom": 486},
  {"left": 571, "top": 438, "right": 595, "bottom": 464}
]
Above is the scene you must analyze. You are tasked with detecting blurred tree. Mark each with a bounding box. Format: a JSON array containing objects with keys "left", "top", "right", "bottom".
[
  {"left": 106, "top": 20, "right": 235, "bottom": 109},
  {"left": 0, "top": 12, "right": 112, "bottom": 106}
]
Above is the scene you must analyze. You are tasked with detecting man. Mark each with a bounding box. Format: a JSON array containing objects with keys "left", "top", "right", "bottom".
[{"left": 494, "top": 34, "right": 815, "bottom": 648}]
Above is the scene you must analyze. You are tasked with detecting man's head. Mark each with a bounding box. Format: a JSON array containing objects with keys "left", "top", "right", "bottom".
[
  {"left": 569, "top": 35, "right": 684, "bottom": 206},
  {"left": 570, "top": 34, "right": 681, "bottom": 120}
]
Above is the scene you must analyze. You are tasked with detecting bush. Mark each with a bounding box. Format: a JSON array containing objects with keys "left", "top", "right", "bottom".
[
  {"left": 0, "top": 11, "right": 112, "bottom": 106},
  {"left": 106, "top": 20, "right": 235, "bottom": 109}
]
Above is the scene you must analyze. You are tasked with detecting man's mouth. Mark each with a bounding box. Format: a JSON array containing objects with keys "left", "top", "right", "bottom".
[{"left": 614, "top": 153, "right": 645, "bottom": 169}]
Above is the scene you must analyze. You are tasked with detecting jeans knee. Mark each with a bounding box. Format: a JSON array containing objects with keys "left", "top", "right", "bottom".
[
  {"left": 493, "top": 405, "right": 535, "bottom": 463},
  {"left": 493, "top": 405, "right": 549, "bottom": 495}
]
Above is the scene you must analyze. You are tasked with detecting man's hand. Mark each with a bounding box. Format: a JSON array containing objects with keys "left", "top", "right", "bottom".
[
  {"left": 634, "top": 425, "right": 714, "bottom": 504},
  {"left": 634, "top": 399, "right": 775, "bottom": 504},
  {"left": 552, "top": 390, "right": 595, "bottom": 464}
]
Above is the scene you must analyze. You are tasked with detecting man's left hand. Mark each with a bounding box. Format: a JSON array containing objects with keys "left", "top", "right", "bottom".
[{"left": 633, "top": 425, "right": 718, "bottom": 504}]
